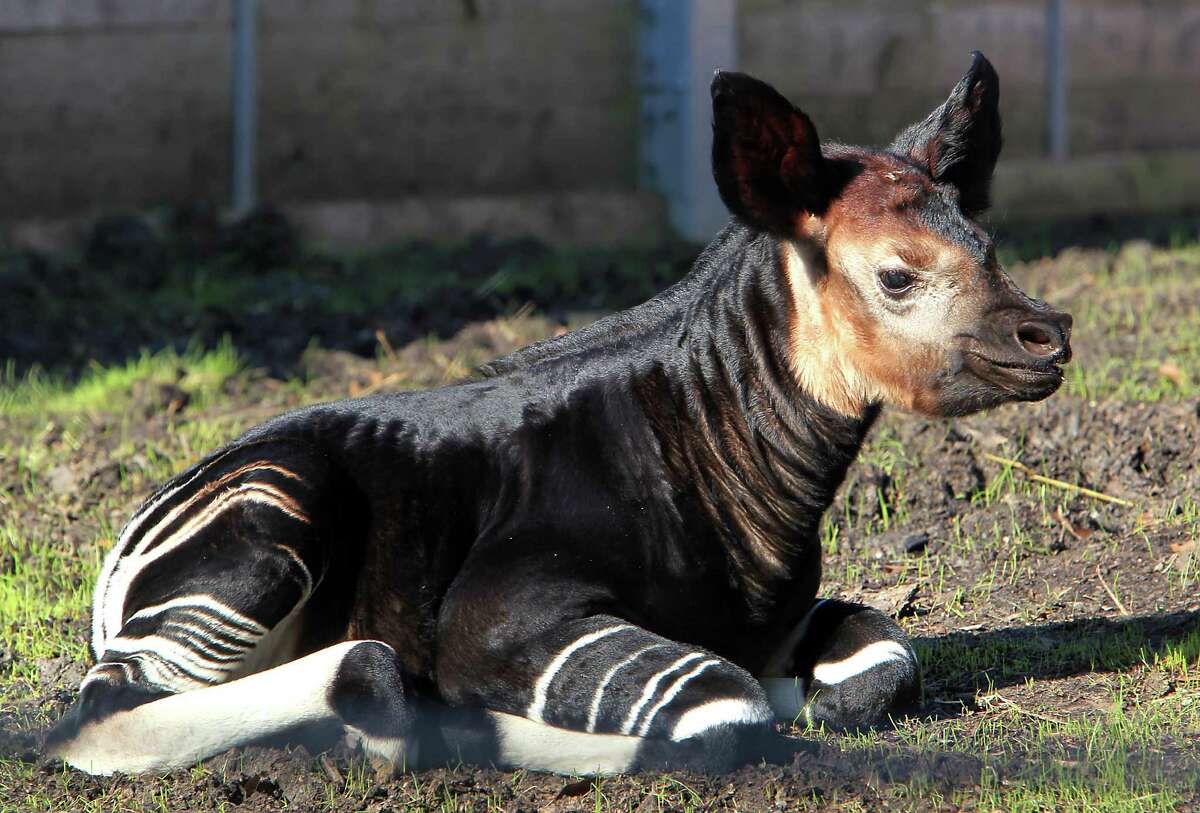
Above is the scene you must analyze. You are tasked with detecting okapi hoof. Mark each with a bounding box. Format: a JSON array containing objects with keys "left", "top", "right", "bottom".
[{"left": 329, "top": 641, "right": 419, "bottom": 773}]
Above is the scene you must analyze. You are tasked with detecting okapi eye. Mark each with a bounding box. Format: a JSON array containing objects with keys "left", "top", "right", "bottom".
[{"left": 878, "top": 268, "right": 915, "bottom": 295}]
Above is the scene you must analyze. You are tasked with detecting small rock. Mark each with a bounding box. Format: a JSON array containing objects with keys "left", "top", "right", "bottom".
[
  {"left": 865, "top": 583, "right": 918, "bottom": 619},
  {"left": 36, "top": 655, "right": 86, "bottom": 690},
  {"left": 46, "top": 465, "right": 78, "bottom": 495},
  {"left": 902, "top": 531, "right": 930, "bottom": 554},
  {"left": 865, "top": 529, "right": 930, "bottom": 556}
]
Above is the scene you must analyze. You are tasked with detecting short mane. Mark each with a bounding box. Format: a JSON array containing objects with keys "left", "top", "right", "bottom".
[{"left": 478, "top": 223, "right": 753, "bottom": 378}]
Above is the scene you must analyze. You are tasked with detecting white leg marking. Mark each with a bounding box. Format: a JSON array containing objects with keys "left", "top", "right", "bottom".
[
  {"left": 759, "top": 599, "right": 827, "bottom": 678},
  {"left": 586, "top": 644, "right": 664, "bottom": 733},
  {"left": 620, "top": 652, "right": 705, "bottom": 735},
  {"left": 761, "top": 677, "right": 806, "bottom": 721},
  {"left": 344, "top": 725, "right": 417, "bottom": 771},
  {"left": 636, "top": 658, "right": 719, "bottom": 736},
  {"left": 55, "top": 640, "right": 367, "bottom": 775},
  {"left": 490, "top": 711, "right": 640, "bottom": 775},
  {"left": 526, "top": 625, "right": 633, "bottom": 723},
  {"left": 811, "top": 640, "right": 910, "bottom": 685},
  {"left": 670, "top": 698, "right": 772, "bottom": 742}
]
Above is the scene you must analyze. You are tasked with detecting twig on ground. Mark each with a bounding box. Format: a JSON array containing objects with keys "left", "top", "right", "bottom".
[
  {"left": 375, "top": 328, "right": 398, "bottom": 362},
  {"left": 977, "top": 692, "right": 1068, "bottom": 726},
  {"left": 1095, "top": 565, "right": 1130, "bottom": 616},
  {"left": 980, "top": 453, "right": 1135, "bottom": 507}
]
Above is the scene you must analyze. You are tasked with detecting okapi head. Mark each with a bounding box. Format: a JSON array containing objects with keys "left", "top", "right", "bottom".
[{"left": 711, "top": 52, "right": 1072, "bottom": 418}]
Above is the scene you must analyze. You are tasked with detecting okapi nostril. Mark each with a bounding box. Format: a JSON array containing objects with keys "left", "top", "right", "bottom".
[{"left": 1016, "top": 321, "right": 1059, "bottom": 358}]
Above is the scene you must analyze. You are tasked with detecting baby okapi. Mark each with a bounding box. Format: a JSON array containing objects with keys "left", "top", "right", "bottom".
[{"left": 51, "top": 53, "right": 1071, "bottom": 775}]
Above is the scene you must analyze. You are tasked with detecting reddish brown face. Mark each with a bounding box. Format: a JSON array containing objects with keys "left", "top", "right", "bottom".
[{"left": 711, "top": 53, "right": 1072, "bottom": 418}]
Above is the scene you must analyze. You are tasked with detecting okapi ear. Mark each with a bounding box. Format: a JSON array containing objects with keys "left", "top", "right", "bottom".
[
  {"left": 711, "top": 71, "right": 827, "bottom": 233},
  {"left": 890, "top": 52, "right": 1002, "bottom": 217}
]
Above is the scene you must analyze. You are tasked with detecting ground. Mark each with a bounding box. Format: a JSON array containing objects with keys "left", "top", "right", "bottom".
[{"left": 0, "top": 224, "right": 1198, "bottom": 811}]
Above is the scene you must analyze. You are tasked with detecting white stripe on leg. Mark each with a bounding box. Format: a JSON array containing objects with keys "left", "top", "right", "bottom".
[
  {"left": 670, "top": 698, "right": 772, "bottom": 742},
  {"left": 620, "top": 652, "right": 705, "bottom": 735},
  {"left": 526, "top": 625, "right": 632, "bottom": 723},
  {"left": 54, "top": 641, "right": 382, "bottom": 776},
  {"left": 811, "top": 640, "right": 910, "bottom": 685},
  {"left": 635, "top": 658, "right": 719, "bottom": 736},
  {"left": 490, "top": 711, "right": 640, "bottom": 775},
  {"left": 585, "top": 644, "right": 663, "bottom": 733}
]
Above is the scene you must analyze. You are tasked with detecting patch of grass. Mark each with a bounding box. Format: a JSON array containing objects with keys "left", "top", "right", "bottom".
[
  {"left": 1015, "top": 242, "right": 1200, "bottom": 403},
  {"left": 0, "top": 339, "right": 241, "bottom": 418},
  {"left": 0, "top": 514, "right": 99, "bottom": 707}
]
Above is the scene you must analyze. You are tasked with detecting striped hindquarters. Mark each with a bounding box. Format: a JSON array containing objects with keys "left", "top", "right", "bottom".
[{"left": 88, "top": 439, "right": 327, "bottom": 694}]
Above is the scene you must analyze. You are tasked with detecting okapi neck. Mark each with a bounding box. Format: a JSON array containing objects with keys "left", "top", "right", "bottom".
[{"left": 642, "top": 225, "right": 878, "bottom": 609}]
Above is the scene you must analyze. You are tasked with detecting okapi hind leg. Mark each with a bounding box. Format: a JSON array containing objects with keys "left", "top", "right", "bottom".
[
  {"left": 47, "top": 437, "right": 393, "bottom": 775},
  {"left": 47, "top": 640, "right": 418, "bottom": 775},
  {"left": 762, "top": 599, "right": 922, "bottom": 732}
]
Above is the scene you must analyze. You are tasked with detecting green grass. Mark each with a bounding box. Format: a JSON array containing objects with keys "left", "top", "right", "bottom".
[
  {"left": 0, "top": 339, "right": 241, "bottom": 418},
  {"left": 1, "top": 239, "right": 1199, "bottom": 810},
  {"left": 1020, "top": 242, "right": 1200, "bottom": 403}
]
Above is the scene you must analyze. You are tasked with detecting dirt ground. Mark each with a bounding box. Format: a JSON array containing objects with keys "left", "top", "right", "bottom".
[{"left": 0, "top": 230, "right": 1198, "bottom": 811}]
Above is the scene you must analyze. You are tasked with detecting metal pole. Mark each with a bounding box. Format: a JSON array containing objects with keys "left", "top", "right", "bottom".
[
  {"left": 1046, "top": 0, "right": 1068, "bottom": 161},
  {"left": 639, "top": 0, "right": 735, "bottom": 242},
  {"left": 232, "top": 0, "right": 258, "bottom": 213}
]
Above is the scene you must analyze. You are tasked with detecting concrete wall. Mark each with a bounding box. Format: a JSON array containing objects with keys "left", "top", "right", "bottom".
[
  {"left": 0, "top": 0, "right": 641, "bottom": 222},
  {"left": 0, "top": 0, "right": 1198, "bottom": 237},
  {"left": 739, "top": 0, "right": 1200, "bottom": 157}
]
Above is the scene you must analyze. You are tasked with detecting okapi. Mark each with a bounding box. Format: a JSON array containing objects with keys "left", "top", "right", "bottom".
[{"left": 49, "top": 53, "right": 1071, "bottom": 776}]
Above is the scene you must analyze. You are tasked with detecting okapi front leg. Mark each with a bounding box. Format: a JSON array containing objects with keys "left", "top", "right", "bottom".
[
  {"left": 762, "top": 599, "right": 922, "bottom": 731},
  {"left": 438, "top": 610, "right": 785, "bottom": 774}
]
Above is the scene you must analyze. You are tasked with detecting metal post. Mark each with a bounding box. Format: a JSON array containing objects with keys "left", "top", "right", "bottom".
[
  {"left": 1046, "top": 0, "right": 1068, "bottom": 161},
  {"left": 231, "top": 0, "right": 258, "bottom": 213},
  {"left": 640, "top": 0, "right": 736, "bottom": 242}
]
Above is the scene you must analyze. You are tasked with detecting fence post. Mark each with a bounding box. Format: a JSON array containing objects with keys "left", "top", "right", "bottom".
[
  {"left": 231, "top": 0, "right": 259, "bottom": 214},
  {"left": 1046, "top": 0, "right": 1068, "bottom": 161},
  {"left": 639, "top": 0, "right": 736, "bottom": 242}
]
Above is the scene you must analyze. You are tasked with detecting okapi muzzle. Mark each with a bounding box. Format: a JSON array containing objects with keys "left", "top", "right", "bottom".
[
  {"left": 949, "top": 278, "right": 1073, "bottom": 413},
  {"left": 51, "top": 52, "right": 1068, "bottom": 778}
]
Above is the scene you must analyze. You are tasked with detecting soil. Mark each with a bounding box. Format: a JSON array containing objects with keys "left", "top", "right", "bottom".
[{"left": 1, "top": 225, "right": 1199, "bottom": 810}]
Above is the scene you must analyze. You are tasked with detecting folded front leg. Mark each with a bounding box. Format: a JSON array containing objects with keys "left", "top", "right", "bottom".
[
  {"left": 762, "top": 599, "right": 923, "bottom": 731},
  {"left": 437, "top": 600, "right": 785, "bottom": 774}
]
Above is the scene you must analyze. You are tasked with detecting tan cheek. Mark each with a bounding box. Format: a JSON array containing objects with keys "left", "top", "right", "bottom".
[{"left": 824, "top": 272, "right": 953, "bottom": 412}]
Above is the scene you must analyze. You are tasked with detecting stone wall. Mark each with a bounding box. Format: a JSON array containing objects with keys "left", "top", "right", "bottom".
[
  {"left": 0, "top": 0, "right": 1197, "bottom": 232},
  {"left": 739, "top": 0, "right": 1200, "bottom": 156},
  {"left": 0, "top": 1, "right": 641, "bottom": 221}
]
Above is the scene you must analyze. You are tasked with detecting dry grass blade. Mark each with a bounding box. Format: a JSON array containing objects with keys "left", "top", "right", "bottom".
[
  {"left": 1095, "top": 565, "right": 1130, "bottom": 616},
  {"left": 980, "top": 452, "right": 1135, "bottom": 507}
]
